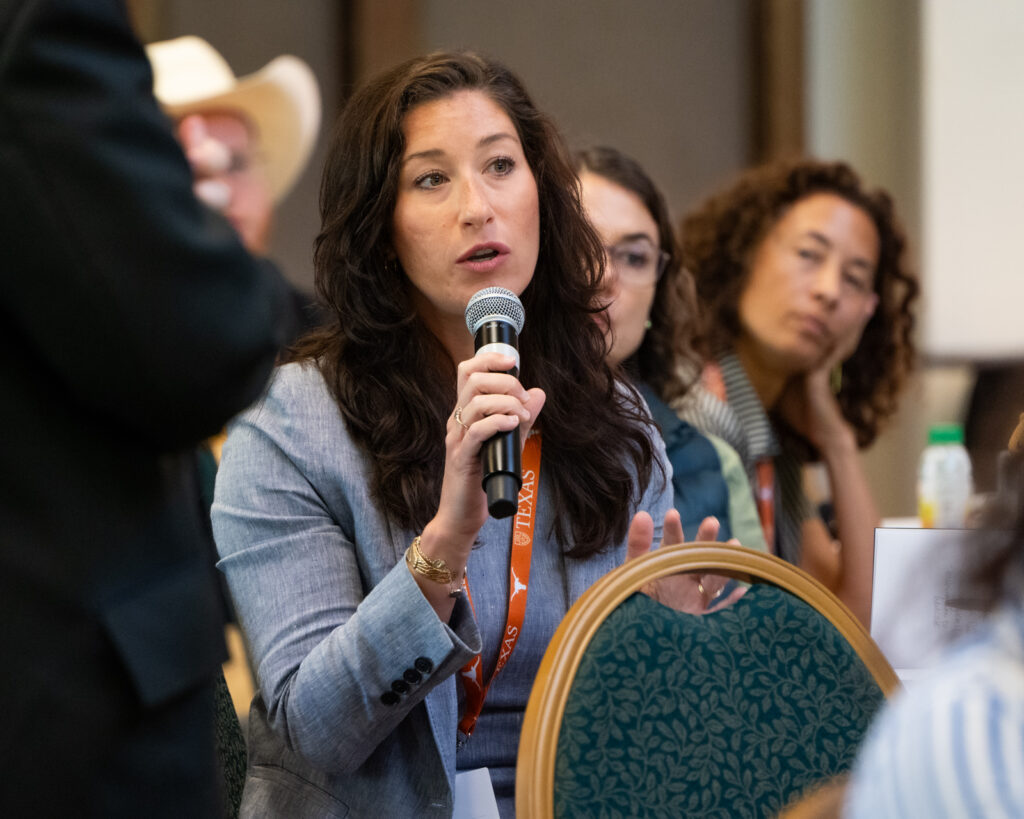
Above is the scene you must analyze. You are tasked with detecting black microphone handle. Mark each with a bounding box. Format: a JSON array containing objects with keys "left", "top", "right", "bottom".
[
  {"left": 482, "top": 426, "right": 520, "bottom": 519},
  {"left": 474, "top": 320, "right": 521, "bottom": 518}
]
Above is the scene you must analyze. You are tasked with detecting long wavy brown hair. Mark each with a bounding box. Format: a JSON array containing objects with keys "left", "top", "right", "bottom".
[
  {"left": 288, "top": 52, "right": 660, "bottom": 556},
  {"left": 573, "top": 146, "right": 703, "bottom": 403},
  {"left": 681, "top": 159, "right": 918, "bottom": 453}
]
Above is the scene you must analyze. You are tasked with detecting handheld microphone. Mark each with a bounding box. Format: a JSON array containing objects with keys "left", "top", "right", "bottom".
[{"left": 464, "top": 287, "right": 526, "bottom": 519}]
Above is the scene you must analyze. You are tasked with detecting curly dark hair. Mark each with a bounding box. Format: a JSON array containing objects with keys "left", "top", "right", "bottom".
[
  {"left": 680, "top": 158, "right": 918, "bottom": 451},
  {"left": 573, "top": 146, "right": 702, "bottom": 403},
  {"left": 288, "top": 52, "right": 660, "bottom": 557}
]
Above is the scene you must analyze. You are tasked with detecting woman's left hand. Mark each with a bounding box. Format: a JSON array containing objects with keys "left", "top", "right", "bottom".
[
  {"left": 778, "top": 326, "right": 878, "bottom": 626},
  {"left": 777, "top": 326, "right": 862, "bottom": 455},
  {"left": 624, "top": 510, "right": 744, "bottom": 614}
]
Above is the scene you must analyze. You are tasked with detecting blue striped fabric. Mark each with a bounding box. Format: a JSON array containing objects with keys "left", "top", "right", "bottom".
[{"left": 845, "top": 599, "right": 1024, "bottom": 818}]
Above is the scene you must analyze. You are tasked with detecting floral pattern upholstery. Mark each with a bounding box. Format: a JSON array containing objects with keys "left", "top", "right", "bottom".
[{"left": 554, "top": 585, "right": 885, "bottom": 818}]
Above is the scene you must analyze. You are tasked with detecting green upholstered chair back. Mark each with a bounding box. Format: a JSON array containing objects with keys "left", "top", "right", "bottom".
[
  {"left": 554, "top": 586, "right": 883, "bottom": 818},
  {"left": 517, "top": 543, "right": 899, "bottom": 819}
]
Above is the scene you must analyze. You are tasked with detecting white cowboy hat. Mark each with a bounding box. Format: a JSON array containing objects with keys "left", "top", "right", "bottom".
[{"left": 146, "top": 35, "right": 321, "bottom": 202}]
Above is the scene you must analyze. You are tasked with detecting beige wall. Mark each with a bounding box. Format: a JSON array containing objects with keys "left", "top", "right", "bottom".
[
  {"left": 919, "top": 0, "right": 1024, "bottom": 360},
  {"left": 418, "top": 0, "right": 756, "bottom": 221}
]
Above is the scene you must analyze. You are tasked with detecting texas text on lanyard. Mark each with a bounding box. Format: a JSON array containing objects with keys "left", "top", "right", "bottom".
[{"left": 457, "top": 429, "right": 542, "bottom": 748}]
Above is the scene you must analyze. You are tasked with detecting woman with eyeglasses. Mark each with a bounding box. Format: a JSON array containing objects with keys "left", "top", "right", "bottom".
[
  {"left": 575, "top": 146, "right": 766, "bottom": 552},
  {"left": 678, "top": 160, "right": 918, "bottom": 626}
]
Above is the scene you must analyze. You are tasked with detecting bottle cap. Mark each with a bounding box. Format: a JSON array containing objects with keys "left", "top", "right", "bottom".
[{"left": 927, "top": 423, "right": 964, "bottom": 445}]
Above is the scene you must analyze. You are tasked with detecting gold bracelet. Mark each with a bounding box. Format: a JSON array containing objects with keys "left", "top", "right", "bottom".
[{"left": 405, "top": 536, "right": 464, "bottom": 596}]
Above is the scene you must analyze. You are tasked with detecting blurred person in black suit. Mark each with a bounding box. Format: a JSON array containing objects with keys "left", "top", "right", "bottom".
[
  {"left": 145, "top": 35, "right": 327, "bottom": 633},
  {"left": 0, "top": 0, "right": 290, "bottom": 815}
]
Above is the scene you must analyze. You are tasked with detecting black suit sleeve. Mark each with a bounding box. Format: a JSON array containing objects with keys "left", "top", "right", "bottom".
[{"left": 0, "top": 0, "right": 290, "bottom": 448}]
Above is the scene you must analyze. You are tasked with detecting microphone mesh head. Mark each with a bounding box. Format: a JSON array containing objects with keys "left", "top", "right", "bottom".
[{"left": 465, "top": 287, "right": 525, "bottom": 335}]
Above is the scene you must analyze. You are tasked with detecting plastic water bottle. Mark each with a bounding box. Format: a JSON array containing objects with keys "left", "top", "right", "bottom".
[{"left": 917, "top": 423, "right": 973, "bottom": 528}]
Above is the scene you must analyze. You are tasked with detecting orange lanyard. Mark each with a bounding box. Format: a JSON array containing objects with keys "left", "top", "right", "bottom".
[
  {"left": 703, "top": 363, "right": 776, "bottom": 555},
  {"left": 755, "top": 459, "right": 776, "bottom": 555},
  {"left": 457, "top": 430, "right": 542, "bottom": 744}
]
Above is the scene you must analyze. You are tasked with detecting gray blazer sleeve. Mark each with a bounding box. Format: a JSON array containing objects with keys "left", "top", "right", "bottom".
[{"left": 212, "top": 363, "right": 481, "bottom": 773}]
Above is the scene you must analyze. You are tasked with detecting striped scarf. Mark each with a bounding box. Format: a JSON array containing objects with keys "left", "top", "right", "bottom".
[{"left": 675, "top": 352, "right": 810, "bottom": 566}]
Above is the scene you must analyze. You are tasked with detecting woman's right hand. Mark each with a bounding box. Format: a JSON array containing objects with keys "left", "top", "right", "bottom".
[{"left": 413, "top": 352, "right": 545, "bottom": 605}]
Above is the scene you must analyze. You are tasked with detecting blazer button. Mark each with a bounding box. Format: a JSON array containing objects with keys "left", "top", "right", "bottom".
[
  {"left": 391, "top": 679, "right": 410, "bottom": 695},
  {"left": 403, "top": 668, "right": 423, "bottom": 685},
  {"left": 414, "top": 657, "right": 434, "bottom": 674},
  {"left": 380, "top": 691, "right": 400, "bottom": 706}
]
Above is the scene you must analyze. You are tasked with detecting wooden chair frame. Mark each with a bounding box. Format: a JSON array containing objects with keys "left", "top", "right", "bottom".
[{"left": 516, "top": 541, "right": 900, "bottom": 818}]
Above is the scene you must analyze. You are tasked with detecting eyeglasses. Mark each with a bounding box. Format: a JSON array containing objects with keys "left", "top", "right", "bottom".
[{"left": 605, "top": 239, "right": 670, "bottom": 286}]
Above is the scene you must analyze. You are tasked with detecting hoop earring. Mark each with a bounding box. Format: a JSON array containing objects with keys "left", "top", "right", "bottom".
[{"left": 830, "top": 363, "right": 843, "bottom": 395}]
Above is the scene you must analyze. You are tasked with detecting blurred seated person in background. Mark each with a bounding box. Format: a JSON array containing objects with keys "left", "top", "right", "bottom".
[
  {"left": 678, "top": 160, "right": 918, "bottom": 626},
  {"left": 211, "top": 51, "right": 719, "bottom": 817},
  {"left": 575, "top": 145, "right": 766, "bottom": 552},
  {"left": 845, "top": 415, "right": 1024, "bottom": 817},
  {"left": 147, "top": 35, "right": 324, "bottom": 345}
]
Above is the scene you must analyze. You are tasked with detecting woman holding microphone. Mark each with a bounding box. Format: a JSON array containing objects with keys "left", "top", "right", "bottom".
[{"left": 212, "top": 51, "right": 711, "bottom": 817}]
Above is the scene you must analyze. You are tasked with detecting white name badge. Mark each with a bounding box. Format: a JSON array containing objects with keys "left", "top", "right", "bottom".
[{"left": 453, "top": 767, "right": 499, "bottom": 819}]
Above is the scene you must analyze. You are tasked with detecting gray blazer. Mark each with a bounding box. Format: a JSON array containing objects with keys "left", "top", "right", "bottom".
[{"left": 212, "top": 362, "right": 671, "bottom": 817}]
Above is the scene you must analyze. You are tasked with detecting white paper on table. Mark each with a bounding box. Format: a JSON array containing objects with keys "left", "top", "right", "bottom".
[
  {"left": 870, "top": 527, "right": 1005, "bottom": 673},
  {"left": 453, "top": 767, "right": 500, "bottom": 819}
]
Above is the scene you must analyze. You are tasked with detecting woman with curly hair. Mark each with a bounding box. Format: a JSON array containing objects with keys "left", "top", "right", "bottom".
[
  {"left": 574, "top": 145, "right": 766, "bottom": 551},
  {"left": 210, "top": 52, "right": 700, "bottom": 816},
  {"left": 679, "top": 159, "right": 918, "bottom": 625}
]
